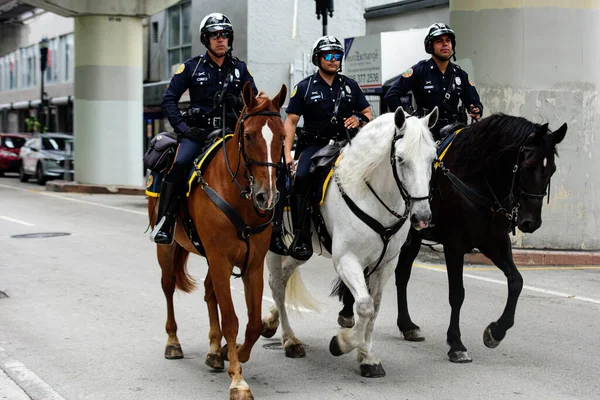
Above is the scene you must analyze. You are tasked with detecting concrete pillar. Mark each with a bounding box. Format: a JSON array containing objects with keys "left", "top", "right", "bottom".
[
  {"left": 451, "top": 0, "right": 600, "bottom": 250},
  {"left": 73, "top": 16, "right": 143, "bottom": 185}
]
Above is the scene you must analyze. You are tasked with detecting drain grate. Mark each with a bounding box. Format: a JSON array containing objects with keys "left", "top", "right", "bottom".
[
  {"left": 11, "top": 232, "right": 71, "bottom": 239},
  {"left": 0, "top": 291, "right": 8, "bottom": 299}
]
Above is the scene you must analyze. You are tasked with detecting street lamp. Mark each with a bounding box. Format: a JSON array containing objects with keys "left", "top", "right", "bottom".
[
  {"left": 315, "top": 0, "right": 334, "bottom": 35},
  {"left": 39, "top": 37, "right": 49, "bottom": 132}
]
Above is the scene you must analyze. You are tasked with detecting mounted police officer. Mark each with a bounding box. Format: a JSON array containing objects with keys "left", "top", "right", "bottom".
[
  {"left": 284, "top": 35, "right": 373, "bottom": 260},
  {"left": 384, "top": 23, "right": 483, "bottom": 140},
  {"left": 151, "top": 13, "right": 257, "bottom": 245}
]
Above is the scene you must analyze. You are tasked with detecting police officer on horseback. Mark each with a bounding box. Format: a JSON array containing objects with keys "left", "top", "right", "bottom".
[
  {"left": 384, "top": 23, "right": 483, "bottom": 140},
  {"left": 284, "top": 35, "right": 373, "bottom": 260},
  {"left": 151, "top": 13, "right": 257, "bottom": 245}
]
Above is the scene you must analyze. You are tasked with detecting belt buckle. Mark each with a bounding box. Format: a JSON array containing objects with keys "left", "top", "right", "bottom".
[{"left": 212, "top": 117, "right": 221, "bottom": 128}]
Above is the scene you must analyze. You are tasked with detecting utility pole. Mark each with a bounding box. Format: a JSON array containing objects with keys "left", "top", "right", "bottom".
[
  {"left": 39, "top": 37, "right": 49, "bottom": 132},
  {"left": 315, "top": 0, "right": 334, "bottom": 36}
]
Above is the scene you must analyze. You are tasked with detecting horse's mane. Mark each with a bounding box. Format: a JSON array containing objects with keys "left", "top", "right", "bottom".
[
  {"left": 448, "top": 114, "right": 551, "bottom": 177},
  {"left": 336, "top": 113, "right": 434, "bottom": 195}
]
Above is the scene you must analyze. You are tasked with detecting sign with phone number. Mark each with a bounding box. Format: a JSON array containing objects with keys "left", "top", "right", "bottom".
[{"left": 344, "top": 35, "right": 382, "bottom": 93}]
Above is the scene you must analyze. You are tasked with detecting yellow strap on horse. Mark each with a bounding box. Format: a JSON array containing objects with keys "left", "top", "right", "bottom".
[
  {"left": 435, "top": 128, "right": 464, "bottom": 169},
  {"left": 319, "top": 153, "right": 344, "bottom": 205},
  {"left": 187, "top": 135, "right": 233, "bottom": 196}
]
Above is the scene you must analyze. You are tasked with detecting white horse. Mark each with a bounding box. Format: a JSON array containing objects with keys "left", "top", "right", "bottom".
[{"left": 262, "top": 106, "right": 439, "bottom": 377}]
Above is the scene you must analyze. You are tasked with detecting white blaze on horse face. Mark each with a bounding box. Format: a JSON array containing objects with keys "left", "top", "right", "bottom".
[{"left": 261, "top": 121, "right": 276, "bottom": 208}]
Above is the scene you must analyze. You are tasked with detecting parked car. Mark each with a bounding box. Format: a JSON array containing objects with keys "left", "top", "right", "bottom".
[
  {"left": 19, "top": 133, "right": 74, "bottom": 185},
  {"left": 0, "top": 133, "right": 29, "bottom": 176}
]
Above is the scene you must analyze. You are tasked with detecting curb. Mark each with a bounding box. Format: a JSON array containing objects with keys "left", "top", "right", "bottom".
[
  {"left": 45, "top": 180, "right": 145, "bottom": 195},
  {"left": 418, "top": 245, "right": 600, "bottom": 267}
]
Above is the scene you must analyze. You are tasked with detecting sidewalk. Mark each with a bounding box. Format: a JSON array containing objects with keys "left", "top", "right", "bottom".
[
  {"left": 45, "top": 180, "right": 599, "bottom": 267},
  {"left": 0, "top": 369, "right": 29, "bottom": 400}
]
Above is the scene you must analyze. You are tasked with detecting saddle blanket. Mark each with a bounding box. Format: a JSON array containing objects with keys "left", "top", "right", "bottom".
[
  {"left": 145, "top": 135, "right": 233, "bottom": 197},
  {"left": 435, "top": 127, "right": 464, "bottom": 169}
]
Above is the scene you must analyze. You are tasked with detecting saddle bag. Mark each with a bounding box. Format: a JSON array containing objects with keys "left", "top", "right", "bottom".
[
  {"left": 143, "top": 132, "right": 178, "bottom": 172},
  {"left": 309, "top": 141, "right": 347, "bottom": 175}
]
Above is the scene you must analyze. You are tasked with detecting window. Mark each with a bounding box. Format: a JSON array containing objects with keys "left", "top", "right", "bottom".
[
  {"left": 59, "top": 33, "right": 74, "bottom": 82},
  {"left": 45, "top": 38, "right": 58, "bottom": 83},
  {"left": 167, "top": 1, "right": 191, "bottom": 74},
  {"left": 0, "top": 57, "right": 3, "bottom": 92},
  {"left": 42, "top": 136, "right": 72, "bottom": 151},
  {"left": 20, "top": 46, "right": 36, "bottom": 88},
  {"left": 152, "top": 21, "right": 159, "bottom": 43},
  {"left": 8, "top": 52, "right": 18, "bottom": 90}
]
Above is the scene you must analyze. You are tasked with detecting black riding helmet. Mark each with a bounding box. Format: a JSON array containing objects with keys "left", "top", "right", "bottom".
[
  {"left": 200, "top": 13, "right": 234, "bottom": 49},
  {"left": 424, "top": 23, "right": 456, "bottom": 59},
  {"left": 311, "top": 35, "right": 344, "bottom": 71}
]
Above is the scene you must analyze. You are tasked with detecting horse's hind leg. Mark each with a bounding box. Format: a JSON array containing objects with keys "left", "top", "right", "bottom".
[
  {"left": 395, "top": 231, "right": 425, "bottom": 341},
  {"left": 263, "top": 252, "right": 306, "bottom": 358},
  {"left": 478, "top": 236, "right": 523, "bottom": 349},
  {"left": 204, "top": 269, "right": 225, "bottom": 370},
  {"left": 444, "top": 247, "right": 472, "bottom": 363},
  {"left": 158, "top": 243, "right": 192, "bottom": 359}
]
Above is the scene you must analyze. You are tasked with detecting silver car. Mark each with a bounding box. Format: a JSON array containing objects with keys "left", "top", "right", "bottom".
[{"left": 19, "top": 133, "right": 74, "bottom": 185}]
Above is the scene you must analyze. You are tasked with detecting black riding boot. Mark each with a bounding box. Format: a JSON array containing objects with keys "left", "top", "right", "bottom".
[
  {"left": 269, "top": 197, "right": 289, "bottom": 255},
  {"left": 151, "top": 179, "right": 180, "bottom": 245},
  {"left": 289, "top": 194, "right": 312, "bottom": 261}
]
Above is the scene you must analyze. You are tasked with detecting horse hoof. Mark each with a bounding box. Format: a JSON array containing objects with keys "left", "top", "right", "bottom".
[
  {"left": 337, "top": 314, "right": 355, "bottom": 328},
  {"left": 284, "top": 343, "right": 306, "bottom": 358},
  {"left": 329, "top": 336, "right": 344, "bottom": 357},
  {"left": 360, "top": 363, "right": 386, "bottom": 378},
  {"left": 261, "top": 321, "right": 278, "bottom": 339},
  {"left": 403, "top": 328, "right": 425, "bottom": 342},
  {"left": 164, "top": 344, "right": 184, "bottom": 359},
  {"left": 448, "top": 350, "right": 472, "bottom": 363},
  {"left": 205, "top": 352, "right": 225, "bottom": 370},
  {"left": 230, "top": 387, "right": 254, "bottom": 400},
  {"left": 483, "top": 323, "right": 501, "bottom": 348}
]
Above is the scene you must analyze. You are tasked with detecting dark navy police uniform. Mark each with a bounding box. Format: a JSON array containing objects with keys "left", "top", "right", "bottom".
[
  {"left": 287, "top": 73, "right": 369, "bottom": 194},
  {"left": 384, "top": 58, "right": 483, "bottom": 139},
  {"left": 161, "top": 52, "right": 257, "bottom": 178}
]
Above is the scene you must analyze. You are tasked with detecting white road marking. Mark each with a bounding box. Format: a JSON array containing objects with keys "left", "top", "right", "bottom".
[
  {"left": 416, "top": 263, "right": 600, "bottom": 305},
  {"left": 0, "top": 346, "right": 65, "bottom": 400},
  {"left": 0, "top": 216, "right": 34, "bottom": 226},
  {"left": 0, "top": 183, "right": 146, "bottom": 216}
]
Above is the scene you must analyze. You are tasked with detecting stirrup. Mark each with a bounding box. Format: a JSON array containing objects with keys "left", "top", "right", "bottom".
[{"left": 150, "top": 216, "right": 175, "bottom": 245}]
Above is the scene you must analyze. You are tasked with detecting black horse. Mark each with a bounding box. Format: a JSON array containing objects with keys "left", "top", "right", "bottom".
[{"left": 337, "top": 114, "right": 567, "bottom": 363}]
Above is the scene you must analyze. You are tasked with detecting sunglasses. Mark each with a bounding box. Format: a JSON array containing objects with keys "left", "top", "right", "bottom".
[
  {"left": 208, "top": 31, "right": 231, "bottom": 40},
  {"left": 322, "top": 53, "right": 343, "bottom": 61}
]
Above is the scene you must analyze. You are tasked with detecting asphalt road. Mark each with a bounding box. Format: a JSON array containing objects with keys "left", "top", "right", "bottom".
[{"left": 1, "top": 175, "right": 599, "bottom": 400}]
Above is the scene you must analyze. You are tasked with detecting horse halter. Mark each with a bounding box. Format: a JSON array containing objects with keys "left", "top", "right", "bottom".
[
  {"left": 390, "top": 130, "right": 431, "bottom": 205},
  {"left": 224, "top": 108, "right": 283, "bottom": 202}
]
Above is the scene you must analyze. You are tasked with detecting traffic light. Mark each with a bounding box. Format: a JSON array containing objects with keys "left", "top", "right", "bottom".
[{"left": 315, "top": 0, "right": 334, "bottom": 19}]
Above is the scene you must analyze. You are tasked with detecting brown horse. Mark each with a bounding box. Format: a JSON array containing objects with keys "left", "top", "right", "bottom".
[{"left": 148, "top": 82, "right": 287, "bottom": 400}]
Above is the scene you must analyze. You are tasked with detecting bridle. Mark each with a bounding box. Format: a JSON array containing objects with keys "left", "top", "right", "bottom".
[{"left": 223, "top": 107, "right": 283, "bottom": 204}]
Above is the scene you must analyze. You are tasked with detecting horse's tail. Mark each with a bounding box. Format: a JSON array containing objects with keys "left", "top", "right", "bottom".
[
  {"left": 285, "top": 267, "right": 320, "bottom": 313},
  {"left": 330, "top": 270, "right": 371, "bottom": 300},
  {"left": 173, "top": 245, "right": 196, "bottom": 293}
]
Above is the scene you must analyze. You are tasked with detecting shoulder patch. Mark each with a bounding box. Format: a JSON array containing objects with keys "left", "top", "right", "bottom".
[
  {"left": 175, "top": 63, "right": 185, "bottom": 75},
  {"left": 290, "top": 85, "right": 298, "bottom": 98},
  {"left": 468, "top": 76, "right": 475, "bottom": 87},
  {"left": 401, "top": 68, "right": 413, "bottom": 78}
]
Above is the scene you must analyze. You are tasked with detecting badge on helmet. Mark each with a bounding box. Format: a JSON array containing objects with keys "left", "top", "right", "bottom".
[
  {"left": 311, "top": 35, "right": 344, "bottom": 70},
  {"left": 424, "top": 22, "right": 456, "bottom": 55},
  {"left": 200, "top": 13, "right": 234, "bottom": 48}
]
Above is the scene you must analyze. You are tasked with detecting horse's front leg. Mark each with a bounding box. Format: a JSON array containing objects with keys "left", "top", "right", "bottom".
[
  {"left": 236, "top": 255, "right": 265, "bottom": 364},
  {"left": 204, "top": 269, "right": 224, "bottom": 370},
  {"left": 357, "top": 261, "right": 396, "bottom": 378},
  {"left": 395, "top": 230, "right": 425, "bottom": 341},
  {"left": 479, "top": 235, "right": 523, "bottom": 349},
  {"left": 444, "top": 247, "right": 471, "bottom": 363},
  {"left": 329, "top": 254, "right": 373, "bottom": 367},
  {"left": 263, "top": 252, "right": 306, "bottom": 358},
  {"left": 208, "top": 255, "right": 251, "bottom": 400}
]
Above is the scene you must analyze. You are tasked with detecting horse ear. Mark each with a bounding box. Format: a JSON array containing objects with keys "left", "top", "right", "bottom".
[
  {"left": 552, "top": 122, "right": 567, "bottom": 145},
  {"left": 530, "top": 123, "right": 548, "bottom": 144},
  {"left": 242, "top": 81, "right": 256, "bottom": 110},
  {"left": 423, "top": 106, "right": 439, "bottom": 129},
  {"left": 272, "top": 84, "right": 287, "bottom": 111},
  {"left": 394, "top": 106, "right": 406, "bottom": 130}
]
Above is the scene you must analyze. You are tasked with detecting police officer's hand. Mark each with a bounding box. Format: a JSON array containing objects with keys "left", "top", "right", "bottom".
[
  {"left": 343, "top": 115, "right": 361, "bottom": 130},
  {"left": 469, "top": 104, "right": 481, "bottom": 120},
  {"left": 285, "top": 150, "right": 294, "bottom": 173}
]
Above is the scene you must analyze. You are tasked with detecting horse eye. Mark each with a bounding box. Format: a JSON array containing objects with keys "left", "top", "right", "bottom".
[{"left": 244, "top": 133, "right": 253, "bottom": 142}]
